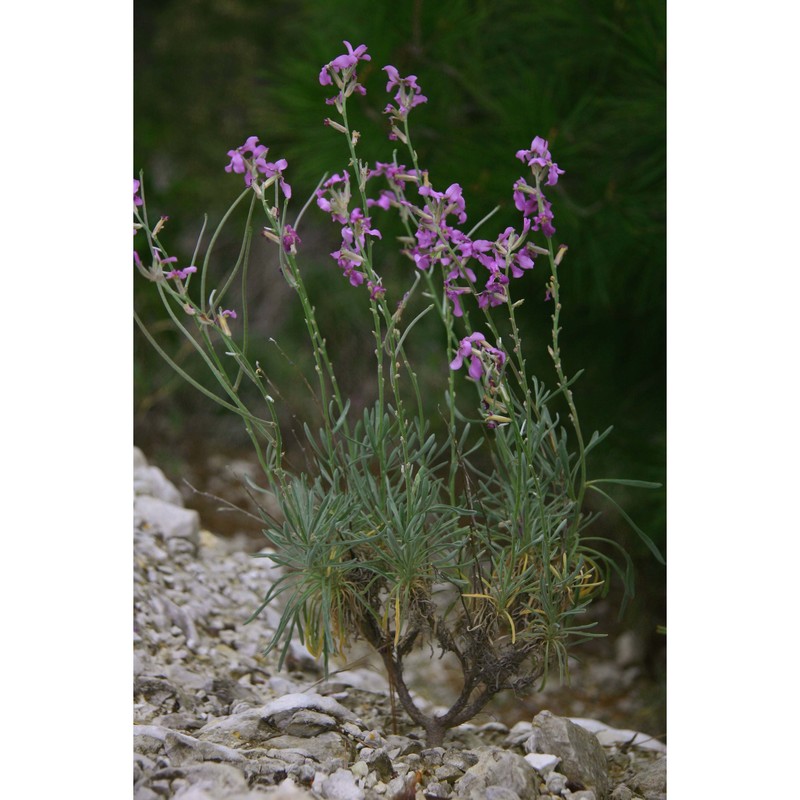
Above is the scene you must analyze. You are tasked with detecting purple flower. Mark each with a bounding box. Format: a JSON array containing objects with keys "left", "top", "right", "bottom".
[
  {"left": 152, "top": 247, "right": 178, "bottom": 266},
  {"left": 444, "top": 282, "right": 470, "bottom": 317},
  {"left": 369, "top": 161, "right": 420, "bottom": 191},
  {"left": 382, "top": 66, "right": 427, "bottom": 131},
  {"left": 225, "top": 137, "right": 291, "bottom": 196},
  {"left": 329, "top": 207, "right": 382, "bottom": 288},
  {"left": 319, "top": 41, "right": 371, "bottom": 108},
  {"left": 225, "top": 136, "right": 268, "bottom": 184},
  {"left": 367, "top": 280, "right": 386, "bottom": 300},
  {"left": 133, "top": 179, "right": 143, "bottom": 207},
  {"left": 516, "top": 136, "right": 565, "bottom": 186},
  {"left": 512, "top": 178, "right": 538, "bottom": 217},
  {"left": 220, "top": 308, "right": 237, "bottom": 319},
  {"left": 165, "top": 265, "right": 198, "bottom": 280},
  {"left": 449, "top": 332, "right": 506, "bottom": 381},
  {"left": 418, "top": 182, "right": 467, "bottom": 225},
  {"left": 449, "top": 332, "right": 486, "bottom": 379},
  {"left": 510, "top": 246, "right": 536, "bottom": 278},
  {"left": 281, "top": 224, "right": 301, "bottom": 254},
  {"left": 322, "top": 40, "right": 371, "bottom": 78},
  {"left": 367, "top": 190, "right": 394, "bottom": 211},
  {"left": 477, "top": 271, "right": 509, "bottom": 309},
  {"left": 513, "top": 178, "right": 556, "bottom": 237},
  {"left": 446, "top": 259, "right": 477, "bottom": 286},
  {"left": 516, "top": 135, "right": 550, "bottom": 167},
  {"left": 330, "top": 248, "right": 366, "bottom": 287},
  {"left": 256, "top": 157, "right": 291, "bottom": 199},
  {"left": 316, "top": 171, "right": 351, "bottom": 224}
]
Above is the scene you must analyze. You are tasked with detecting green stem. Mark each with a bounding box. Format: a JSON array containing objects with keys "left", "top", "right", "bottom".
[
  {"left": 537, "top": 176, "right": 586, "bottom": 534},
  {"left": 200, "top": 186, "right": 252, "bottom": 312}
]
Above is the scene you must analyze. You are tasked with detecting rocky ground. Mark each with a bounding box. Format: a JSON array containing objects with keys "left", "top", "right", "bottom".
[{"left": 134, "top": 447, "right": 666, "bottom": 799}]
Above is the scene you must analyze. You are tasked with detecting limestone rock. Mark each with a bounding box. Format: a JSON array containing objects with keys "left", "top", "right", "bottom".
[
  {"left": 453, "top": 746, "right": 539, "bottom": 799},
  {"left": 610, "top": 785, "right": 634, "bottom": 800},
  {"left": 484, "top": 788, "right": 524, "bottom": 800},
  {"left": 171, "top": 761, "right": 250, "bottom": 797},
  {"left": 630, "top": 756, "right": 666, "bottom": 800},
  {"left": 423, "top": 780, "right": 452, "bottom": 798},
  {"left": 546, "top": 770, "right": 569, "bottom": 794},
  {"left": 361, "top": 746, "right": 394, "bottom": 781},
  {"left": 197, "top": 707, "right": 273, "bottom": 746},
  {"left": 135, "top": 494, "right": 200, "bottom": 545},
  {"left": 525, "top": 752, "right": 561, "bottom": 774},
  {"left": 263, "top": 731, "right": 350, "bottom": 763},
  {"left": 531, "top": 711, "right": 609, "bottom": 800},
  {"left": 260, "top": 692, "right": 361, "bottom": 727},
  {"left": 570, "top": 718, "right": 666, "bottom": 754},
  {"left": 134, "top": 724, "right": 169, "bottom": 756},
  {"left": 281, "top": 709, "right": 338, "bottom": 737},
  {"left": 317, "top": 767, "right": 365, "bottom": 800},
  {"left": 164, "top": 730, "right": 246, "bottom": 766},
  {"left": 262, "top": 778, "right": 317, "bottom": 799},
  {"left": 134, "top": 447, "right": 185, "bottom": 506}
]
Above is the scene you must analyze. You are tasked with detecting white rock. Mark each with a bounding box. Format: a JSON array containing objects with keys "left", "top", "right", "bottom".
[
  {"left": 350, "top": 760, "right": 369, "bottom": 778},
  {"left": 524, "top": 752, "right": 561, "bottom": 773},
  {"left": 134, "top": 447, "right": 185, "bottom": 505},
  {"left": 135, "top": 494, "right": 200, "bottom": 543},
  {"left": 133, "top": 724, "right": 169, "bottom": 742},
  {"left": 569, "top": 717, "right": 666, "bottom": 753},
  {"left": 319, "top": 768, "right": 365, "bottom": 800},
  {"left": 547, "top": 771, "right": 569, "bottom": 793},
  {"left": 595, "top": 727, "right": 666, "bottom": 752},
  {"left": 332, "top": 668, "right": 390, "bottom": 694},
  {"left": 260, "top": 692, "right": 361, "bottom": 724},
  {"left": 263, "top": 778, "right": 317, "bottom": 799},
  {"left": 505, "top": 720, "right": 534, "bottom": 747}
]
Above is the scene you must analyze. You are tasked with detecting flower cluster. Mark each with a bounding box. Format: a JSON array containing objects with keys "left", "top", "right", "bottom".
[
  {"left": 463, "top": 222, "right": 545, "bottom": 311},
  {"left": 449, "top": 331, "right": 506, "bottom": 381},
  {"left": 315, "top": 172, "right": 352, "bottom": 224},
  {"left": 449, "top": 332, "right": 511, "bottom": 427},
  {"left": 316, "top": 171, "right": 383, "bottom": 291},
  {"left": 515, "top": 136, "right": 565, "bottom": 186},
  {"left": 325, "top": 69, "right": 560, "bottom": 319},
  {"left": 319, "top": 41, "right": 371, "bottom": 111},
  {"left": 383, "top": 66, "right": 427, "bottom": 140},
  {"left": 225, "top": 136, "right": 291, "bottom": 198},
  {"left": 365, "top": 161, "right": 420, "bottom": 216},
  {"left": 364, "top": 166, "right": 547, "bottom": 317},
  {"left": 513, "top": 179, "right": 556, "bottom": 237},
  {"left": 512, "top": 136, "right": 565, "bottom": 238},
  {"left": 330, "top": 208, "right": 382, "bottom": 288},
  {"left": 393, "top": 180, "right": 469, "bottom": 278}
]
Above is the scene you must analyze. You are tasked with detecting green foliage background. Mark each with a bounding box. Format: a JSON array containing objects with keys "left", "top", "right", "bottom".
[{"left": 134, "top": 0, "right": 665, "bottom": 644}]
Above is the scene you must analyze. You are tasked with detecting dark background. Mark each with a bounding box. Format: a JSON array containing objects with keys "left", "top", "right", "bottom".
[{"left": 134, "top": 0, "right": 665, "bottom": 731}]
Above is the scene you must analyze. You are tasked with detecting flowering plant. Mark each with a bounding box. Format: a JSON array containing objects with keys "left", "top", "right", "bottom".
[{"left": 134, "top": 41, "right": 662, "bottom": 747}]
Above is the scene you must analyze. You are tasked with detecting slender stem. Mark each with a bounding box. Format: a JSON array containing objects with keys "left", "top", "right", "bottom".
[
  {"left": 537, "top": 175, "right": 587, "bottom": 532},
  {"left": 200, "top": 187, "right": 252, "bottom": 311}
]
